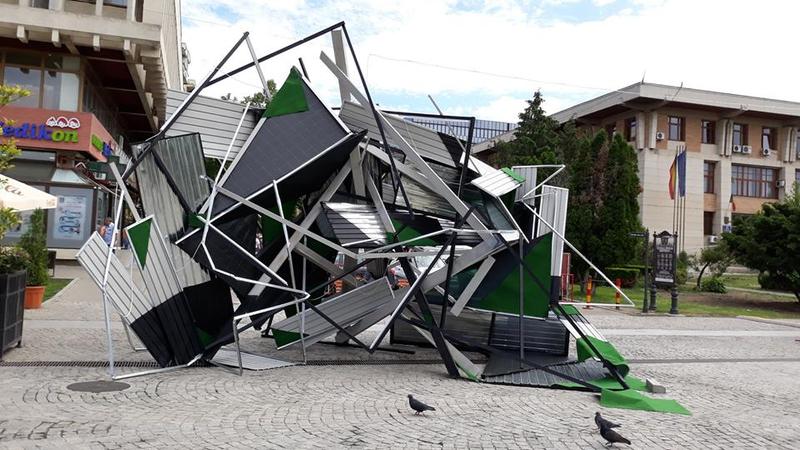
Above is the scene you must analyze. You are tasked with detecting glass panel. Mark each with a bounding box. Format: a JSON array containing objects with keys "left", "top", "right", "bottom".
[
  {"left": 5, "top": 51, "right": 42, "bottom": 67},
  {"left": 42, "top": 71, "right": 80, "bottom": 111},
  {"left": 45, "top": 54, "right": 80, "bottom": 71},
  {"left": 762, "top": 134, "right": 770, "bottom": 150},
  {"left": 3, "top": 67, "right": 41, "bottom": 107}
]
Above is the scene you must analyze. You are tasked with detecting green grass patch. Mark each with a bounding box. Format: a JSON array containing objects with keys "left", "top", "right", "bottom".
[
  {"left": 581, "top": 282, "right": 800, "bottom": 319},
  {"left": 43, "top": 278, "right": 73, "bottom": 302},
  {"left": 721, "top": 274, "right": 762, "bottom": 290}
]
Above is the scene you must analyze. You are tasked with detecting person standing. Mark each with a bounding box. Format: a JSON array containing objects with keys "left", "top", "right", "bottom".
[{"left": 99, "top": 217, "right": 115, "bottom": 247}]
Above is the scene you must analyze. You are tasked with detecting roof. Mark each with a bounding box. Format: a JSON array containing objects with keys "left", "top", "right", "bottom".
[{"left": 551, "top": 82, "right": 800, "bottom": 124}]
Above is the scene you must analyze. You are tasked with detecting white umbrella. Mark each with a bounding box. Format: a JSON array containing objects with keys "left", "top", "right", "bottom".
[{"left": 0, "top": 175, "right": 58, "bottom": 211}]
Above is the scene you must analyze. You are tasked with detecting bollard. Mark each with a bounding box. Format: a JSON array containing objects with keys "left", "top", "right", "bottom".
[
  {"left": 584, "top": 276, "right": 593, "bottom": 309},
  {"left": 614, "top": 278, "right": 621, "bottom": 310}
]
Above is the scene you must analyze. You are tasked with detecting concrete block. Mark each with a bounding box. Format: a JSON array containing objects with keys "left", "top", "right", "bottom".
[{"left": 647, "top": 378, "right": 667, "bottom": 394}]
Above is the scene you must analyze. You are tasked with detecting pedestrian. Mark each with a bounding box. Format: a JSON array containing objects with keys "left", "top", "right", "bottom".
[{"left": 99, "top": 217, "right": 115, "bottom": 247}]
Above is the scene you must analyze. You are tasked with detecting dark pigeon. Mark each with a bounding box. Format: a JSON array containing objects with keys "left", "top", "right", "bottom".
[
  {"left": 595, "top": 412, "right": 621, "bottom": 430},
  {"left": 600, "top": 423, "right": 631, "bottom": 447},
  {"left": 408, "top": 394, "right": 436, "bottom": 415}
]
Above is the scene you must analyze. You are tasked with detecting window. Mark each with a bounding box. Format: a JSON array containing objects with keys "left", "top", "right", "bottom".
[
  {"left": 3, "top": 66, "right": 42, "bottom": 108},
  {"left": 701, "top": 120, "right": 716, "bottom": 144},
  {"left": 796, "top": 130, "right": 800, "bottom": 159},
  {"left": 668, "top": 116, "right": 684, "bottom": 141},
  {"left": 796, "top": 169, "right": 800, "bottom": 189},
  {"left": 762, "top": 127, "right": 776, "bottom": 151},
  {"left": 703, "top": 161, "right": 716, "bottom": 193},
  {"left": 731, "top": 164, "right": 778, "bottom": 198},
  {"left": 732, "top": 123, "right": 748, "bottom": 146},
  {"left": 704, "top": 212, "right": 714, "bottom": 236},
  {"left": 624, "top": 117, "right": 637, "bottom": 142},
  {"left": 0, "top": 51, "right": 81, "bottom": 111}
]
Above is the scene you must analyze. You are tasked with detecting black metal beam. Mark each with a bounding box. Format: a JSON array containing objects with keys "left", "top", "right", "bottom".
[{"left": 207, "top": 22, "right": 344, "bottom": 86}]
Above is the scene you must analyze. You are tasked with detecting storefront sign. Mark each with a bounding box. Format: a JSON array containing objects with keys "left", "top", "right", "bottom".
[
  {"left": 0, "top": 106, "right": 116, "bottom": 161},
  {"left": 91, "top": 134, "right": 115, "bottom": 156},
  {"left": 0, "top": 116, "right": 81, "bottom": 144}
]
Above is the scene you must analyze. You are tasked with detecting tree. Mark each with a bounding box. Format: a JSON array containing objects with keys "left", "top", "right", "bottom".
[
  {"left": 564, "top": 131, "right": 643, "bottom": 290},
  {"left": 724, "top": 189, "right": 800, "bottom": 301},
  {"left": 0, "top": 85, "right": 31, "bottom": 240},
  {"left": 493, "top": 91, "right": 561, "bottom": 170},
  {"left": 689, "top": 240, "right": 734, "bottom": 289},
  {"left": 17, "top": 209, "right": 48, "bottom": 286}
]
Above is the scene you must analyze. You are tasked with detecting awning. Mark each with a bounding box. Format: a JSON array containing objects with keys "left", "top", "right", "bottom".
[{"left": 0, "top": 175, "right": 58, "bottom": 211}]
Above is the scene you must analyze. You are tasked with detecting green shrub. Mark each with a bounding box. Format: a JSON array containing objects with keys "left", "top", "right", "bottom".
[
  {"left": 605, "top": 267, "right": 639, "bottom": 288},
  {"left": 0, "top": 246, "right": 30, "bottom": 273},
  {"left": 700, "top": 276, "right": 726, "bottom": 293},
  {"left": 675, "top": 251, "right": 689, "bottom": 285},
  {"left": 17, "top": 209, "right": 48, "bottom": 286},
  {"left": 758, "top": 271, "right": 793, "bottom": 292}
]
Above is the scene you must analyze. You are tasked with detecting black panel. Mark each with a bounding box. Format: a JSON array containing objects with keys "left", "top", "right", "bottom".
[{"left": 213, "top": 81, "right": 348, "bottom": 215}]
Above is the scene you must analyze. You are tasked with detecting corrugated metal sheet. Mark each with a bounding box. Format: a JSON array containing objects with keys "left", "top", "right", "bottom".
[
  {"left": 271, "top": 278, "right": 396, "bottom": 348},
  {"left": 471, "top": 169, "right": 521, "bottom": 197},
  {"left": 483, "top": 359, "right": 608, "bottom": 387},
  {"left": 134, "top": 139, "right": 209, "bottom": 288},
  {"left": 321, "top": 202, "right": 388, "bottom": 247},
  {"left": 537, "top": 185, "right": 569, "bottom": 277},
  {"left": 513, "top": 166, "right": 538, "bottom": 204},
  {"left": 340, "top": 101, "right": 457, "bottom": 167},
  {"left": 76, "top": 233, "right": 151, "bottom": 324},
  {"left": 165, "top": 89, "right": 259, "bottom": 160}
]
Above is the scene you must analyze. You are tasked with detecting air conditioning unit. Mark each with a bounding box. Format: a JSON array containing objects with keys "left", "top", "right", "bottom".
[
  {"left": 732, "top": 145, "right": 742, "bottom": 153},
  {"left": 707, "top": 235, "right": 720, "bottom": 244},
  {"left": 777, "top": 180, "right": 786, "bottom": 188},
  {"left": 655, "top": 131, "right": 665, "bottom": 141},
  {"left": 741, "top": 145, "right": 753, "bottom": 154},
  {"left": 761, "top": 148, "right": 771, "bottom": 157}
]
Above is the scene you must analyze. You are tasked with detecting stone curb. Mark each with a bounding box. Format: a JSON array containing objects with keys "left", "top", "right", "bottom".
[
  {"left": 45, "top": 277, "right": 81, "bottom": 305},
  {"left": 737, "top": 315, "right": 800, "bottom": 329}
]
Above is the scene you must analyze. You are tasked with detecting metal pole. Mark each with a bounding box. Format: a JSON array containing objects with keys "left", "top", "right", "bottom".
[
  {"left": 649, "top": 232, "right": 657, "bottom": 311},
  {"left": 518, "top": 237, "right": 525, "bottom": 368},
  {"left": 100, "top": 184, "right": 126, "bottom": 378},
  {"left": 670, "top": 232, "right": 680, "bottom": 314},
  {"left": 642, "top": 229, "right": 649, "bottom": 313}
]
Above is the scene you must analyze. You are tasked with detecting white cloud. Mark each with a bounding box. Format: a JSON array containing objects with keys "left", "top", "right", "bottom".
[
  {"left": 592, "top": 0, "right": 617, "bottom": 6},
  {"left": 181, "top": 0, "right": 800, "bottom": 123}
]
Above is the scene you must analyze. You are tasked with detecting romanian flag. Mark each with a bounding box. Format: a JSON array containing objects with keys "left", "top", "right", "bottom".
[
  {"left": 668, "top": 156, "right": 677, "bottom": 200},
  {"left": 667, "top": 151, "right": 687, "bottom": 199},
  {"left": 729, "top": 194, "right": 736, "bottom": 212}
]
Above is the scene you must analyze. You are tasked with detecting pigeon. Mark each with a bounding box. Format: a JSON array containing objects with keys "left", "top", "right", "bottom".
[
  {"left": 600, "top": 423, "right": 631, "bottom": 447},
  {"left": 408, "top": 394, "right": 436, "bottom": 415},
  {"left": 595, "top": 412, "right": 621, "bottom": 430}
]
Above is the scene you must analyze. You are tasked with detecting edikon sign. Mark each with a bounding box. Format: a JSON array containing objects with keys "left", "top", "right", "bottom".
[
  {"left": 0, "top": 106, "right": 116, "bottom": 161},
  {"left": 0, "top": 115, "right": 81, "bottom": 144}
]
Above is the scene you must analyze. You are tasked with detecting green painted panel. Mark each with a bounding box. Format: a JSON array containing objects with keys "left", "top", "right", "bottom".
[
  {"left": 577, "top": 336, "right": 629, "bottom": 377},
  {"left": 391, "top": 220, "right": 438, "bottom": 246},
  {"left": 272, "top": 328, "right": 305, "bottom": 347},
  {"left": 264, "top": 68, "right": 309, "bottom": 118},
  {"left": 600, "top": 389, "right": 691, "bottom": 415},
  {"left": 476, "top": 233, "right": 552, "bottom": 318},
  {"left": 127, "top": 219, "right": 152, "bottom": 268},
  {"left": 500, "top": 167, "right": 525, "bottom": 183}
]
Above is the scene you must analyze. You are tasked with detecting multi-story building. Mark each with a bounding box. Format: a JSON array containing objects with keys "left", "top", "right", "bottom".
[
  {"left": 476, "top": 82, "right": 800, "bottom": 253},
  {"left": 551, "top": 82, "right": 800, "bottom": 253},
  {"left": 0, "top": 0, "right": 183, "bottom": 256}
]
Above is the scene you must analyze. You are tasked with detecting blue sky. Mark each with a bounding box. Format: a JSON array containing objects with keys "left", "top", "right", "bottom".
[{"left": 180, "top": 0, "right": 798, "bottom": 123}]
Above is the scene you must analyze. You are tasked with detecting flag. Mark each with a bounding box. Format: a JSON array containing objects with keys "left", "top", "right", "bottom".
[
  {"left": 729, "top": 194, "right": 736, "bottom": 212},
  {"left": 677, "top": 150, "right": 687, "bottom": 197},
  {"left": 668, "top": 156, "right": 677, "bottom": 200}
]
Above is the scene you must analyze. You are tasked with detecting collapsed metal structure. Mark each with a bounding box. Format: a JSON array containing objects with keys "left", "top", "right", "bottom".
[{"left": 77, "top": 22, "right": 638, "bottom": 391}]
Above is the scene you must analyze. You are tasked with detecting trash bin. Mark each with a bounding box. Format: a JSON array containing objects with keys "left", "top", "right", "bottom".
[{"left": 0, "top": 270, "right": 27, "bottom": 360}]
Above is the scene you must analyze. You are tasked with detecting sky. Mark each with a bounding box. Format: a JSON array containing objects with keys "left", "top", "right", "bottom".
[{"left": 180, "top": 0, "right": 800, "bottom": 124}]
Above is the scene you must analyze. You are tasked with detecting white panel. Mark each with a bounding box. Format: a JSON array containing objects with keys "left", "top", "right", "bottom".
[
  {"left": 512, "top": 166, "right": 538, "bottom": 204},
  {"left": 537, "top": 186, "right": 569, "bottom": 277},
  {"left": 471, "top": 169, "right": 521, "bottom": 197}
]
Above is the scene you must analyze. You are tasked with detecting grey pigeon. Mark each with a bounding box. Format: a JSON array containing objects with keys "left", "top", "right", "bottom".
[
  {"left": 595, "top": 412, "right": 621, "bottom": 430},
  {"left": 408, "top": 394, "right": 436, "bottom": 415},
  {"left": 600, "top": 423, "right": 631, "bottom": 447}
]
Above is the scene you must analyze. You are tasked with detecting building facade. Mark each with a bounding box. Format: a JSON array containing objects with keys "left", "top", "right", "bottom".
[
  {"left": 0, "top": 0, "right": 183, "bottom": 256},
  {"left": 551, "top": 82, "right": 800, "bottom": 253}
]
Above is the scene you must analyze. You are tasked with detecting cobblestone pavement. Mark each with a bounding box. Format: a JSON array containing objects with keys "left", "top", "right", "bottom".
[{"left": 0, "top": 263, "right": 798, "bottom": 448}]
